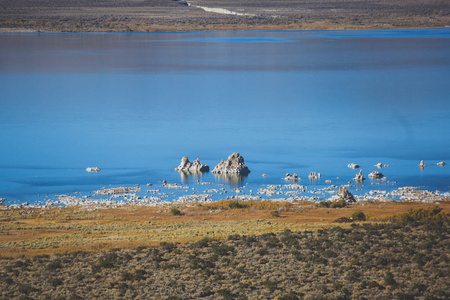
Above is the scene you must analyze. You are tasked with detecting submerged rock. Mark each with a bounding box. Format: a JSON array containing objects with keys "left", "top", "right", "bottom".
[
  {"left": 211, "top": 152, "right": 250, "bottom": 174},
  {"left": 86, "top": 167, "right": 101, "bottom": 172},
  {"left": 348, "top": 163, "right": 360, "bottom": 169},
  {"left": 175, "top": 157, "right": 209, "bottom": 173}
]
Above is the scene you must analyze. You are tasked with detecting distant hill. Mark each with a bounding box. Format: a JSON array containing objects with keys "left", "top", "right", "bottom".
[{"left": 1, "top": 0, "right": 449, "bottom": 32}]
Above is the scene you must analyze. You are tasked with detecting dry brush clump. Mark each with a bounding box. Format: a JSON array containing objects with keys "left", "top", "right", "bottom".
[
  {"left": 200, "top": 199, "right": 293, "bottom": 212},
  {"left": 0, "top": 207, "right": 448, "bottom": 299}
]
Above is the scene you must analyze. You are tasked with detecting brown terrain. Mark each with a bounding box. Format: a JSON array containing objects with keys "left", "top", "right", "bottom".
[
  {"left": 1, "top": 199, "right": 449, "bottom": 258},
  {"left": 0, "top": 201, "right": 449, "bottom": 299},
  {"left": 0, "top": 0, "right": 449, "bottom": 32}
]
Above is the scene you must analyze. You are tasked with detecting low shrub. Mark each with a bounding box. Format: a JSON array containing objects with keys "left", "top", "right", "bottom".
[
  {"left": 334, "top": 217, "right": 353, "bottom": 223},
  {"left": 228, "top": 200, "right": 245, "bottom": 209},
  {"left": 391, "top": 206, "right": 446, "bottom": 223},
  {"left": 170, "top": 208, "right": 181, "bottom": 216},
  {"left": 320, "top": 200, "right": 347, "bottom": 208},
  {"left": 351, "top": 211, "right": 366, "bottom": 221},
  {"left": 270, "top": 210, "right": 279, "bottom": 217}
]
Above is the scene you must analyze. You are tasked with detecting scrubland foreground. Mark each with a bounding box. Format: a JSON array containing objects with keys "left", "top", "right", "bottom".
[{"left": 0, "top": 200, "right": 449, "bottom": 299}]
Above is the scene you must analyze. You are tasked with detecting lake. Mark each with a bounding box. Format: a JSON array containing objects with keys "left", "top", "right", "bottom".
[{"left": 1, "top": 29, "right": 449, "bottom": 205}]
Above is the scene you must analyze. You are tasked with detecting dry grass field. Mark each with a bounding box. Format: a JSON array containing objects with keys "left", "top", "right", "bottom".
[
  {"left": 1, "top": 199, "right": 449, "bottom": 258},
  {"left": 0, "top": 0, "right": 449, "bottom": 32},
  {"left": 0, "top": 201, "right": 448, "bottom": 299}
]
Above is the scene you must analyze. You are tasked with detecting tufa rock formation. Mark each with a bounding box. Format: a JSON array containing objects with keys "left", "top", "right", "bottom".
[
  {"left": 284, "top": 173, "right": 299, "bottom": 181},
  {"left": 336, "top": 187, "right": 356, "bottom": 203},
  {"left": 212, "top": 152, "right": 250, "bottom": 174},
  {"left": 175, "top": 157, "right": 209, "bottom": 173},
  {"left": 353, "top": 170, "right": 365, "bottom": 182},
  {"left": 368, "top": 171, "right": 383, "bottom": 179}
]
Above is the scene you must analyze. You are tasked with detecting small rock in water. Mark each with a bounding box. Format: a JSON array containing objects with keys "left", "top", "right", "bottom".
[
  {"left": 418, "top": 160, "right": 426, "bottom": 168},
  {"left": 368, "top": 171, "right": 383, "bottom": 179},
  {"left": 375, "top": 163, "right": 383, "bottom": 168},
  {"left": 348, "top": 163, "right": 360, "bottom": 169},
  {"left": 309, "top": 172, "right": 320, "bottom": 179},
  {"left": 86, "top": 167, "right": 101, "bottom": 172},
  {"left": 437, "top": 161, "right": 446, "bottom": 166},
  {"left": 284, "top": 173, "right": 299, "bottom": 181}
]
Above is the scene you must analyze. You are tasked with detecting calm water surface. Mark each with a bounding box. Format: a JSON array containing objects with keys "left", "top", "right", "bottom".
[{"left": 1, "top": 29, "right": 449, "bottom": 204}]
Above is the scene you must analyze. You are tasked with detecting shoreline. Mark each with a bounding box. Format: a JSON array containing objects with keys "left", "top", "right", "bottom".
[
  {"left": 1, "top": 25, "right": 450, "bottom": 34},
  {"left": 1, "top": 24, "right": 449, "bottom": 34},
  {"left": 2, "top": 184, "right": 449, "bottom": 210}
]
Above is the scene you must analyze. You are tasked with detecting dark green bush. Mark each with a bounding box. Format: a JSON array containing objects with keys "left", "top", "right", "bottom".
[
  {"left": 50, "top": 278, "right": 63, "bottom": 287},
  {"left": 320, "top": 200, "right": 347, "bottom": 208},
  {"left": 392, "top": 206, "right": 445, "bottom": 223},
  {"left": 334, "top": 217, "right": 353, "bottom": 223},
  {"left": 228, "top": 200, "right": 244, "bottom": 209},
  {"left": 170, "top": 208, "right": 181, "bottom": 216},
  {"left": 270, "top": 210, "right": 280, "bottom": 217},
  {"left": 46, "top": 259, "right": 62, "bottom": 270},
  {"left": 351, "top": 211, "right": 366, "bottom": 221},
  {"left": 384, "top": 271, "right": 397, "bottom": 286}
]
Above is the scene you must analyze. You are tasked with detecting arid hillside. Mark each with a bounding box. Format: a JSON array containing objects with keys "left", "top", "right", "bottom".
[
  {"left": 0, "top": 204, "right": 448, "bottom": 299},
  {"left": 1, "top": 0, "right": 449, "bottom": 32}
]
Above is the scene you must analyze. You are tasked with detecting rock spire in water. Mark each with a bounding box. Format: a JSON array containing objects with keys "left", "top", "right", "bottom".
[
  {"left": 175, "top": 157, "right": 209, "bottom": 173},
  {"left": 211, "top": 152, "right": 250, "bottom": 174}
]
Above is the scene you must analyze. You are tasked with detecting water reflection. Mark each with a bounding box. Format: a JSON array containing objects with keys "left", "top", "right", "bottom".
[
  {"left": 177, "top": 171, "right": 205, "bottom": 184},
  {"left": 214, "top": 173, "right": 248, "bottom": 188}
]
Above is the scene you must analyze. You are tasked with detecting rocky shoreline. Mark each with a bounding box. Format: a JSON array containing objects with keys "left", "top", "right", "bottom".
[
  {"left": 1, "top": 156, "right": 448, "bottom": 209},
  {"left": 2, "top": 183, "right": 448, "bottom": 210}
]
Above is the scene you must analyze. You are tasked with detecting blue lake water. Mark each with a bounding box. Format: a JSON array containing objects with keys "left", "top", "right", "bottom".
[{"left": 0, "top": 29, "right": 449, "bottom": 205}]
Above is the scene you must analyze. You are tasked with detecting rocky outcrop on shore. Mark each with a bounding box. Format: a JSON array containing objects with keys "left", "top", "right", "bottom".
[
  {"left": 212, "top": 152, "right": 250, "bottom": 174},
  {"left": 175, "top": 157, "right": 209, "bottom": 173},
  {"left": 336, "top": 186, "right": 356, "bottom": 203}
]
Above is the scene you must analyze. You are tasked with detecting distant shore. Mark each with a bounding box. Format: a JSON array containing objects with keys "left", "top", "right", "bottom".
[
  {"left": 1, "top": 22, "right": 449, "bottom": 34},
  {"left": 1, "top": 0, "right": 448, "bottom": 33}
]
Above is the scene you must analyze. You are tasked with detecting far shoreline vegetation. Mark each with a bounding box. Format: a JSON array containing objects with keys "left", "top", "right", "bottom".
[
  {"left": 1, "top": 17, "right": 448, "bottom": 34},
  {"left": 0, "top": 0, "right": 449, "bottom": 33}
]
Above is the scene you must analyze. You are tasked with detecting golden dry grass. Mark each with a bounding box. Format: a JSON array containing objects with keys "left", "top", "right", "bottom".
[{"left": 1, "top": 200, "right": 449, "bottom": 257}]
